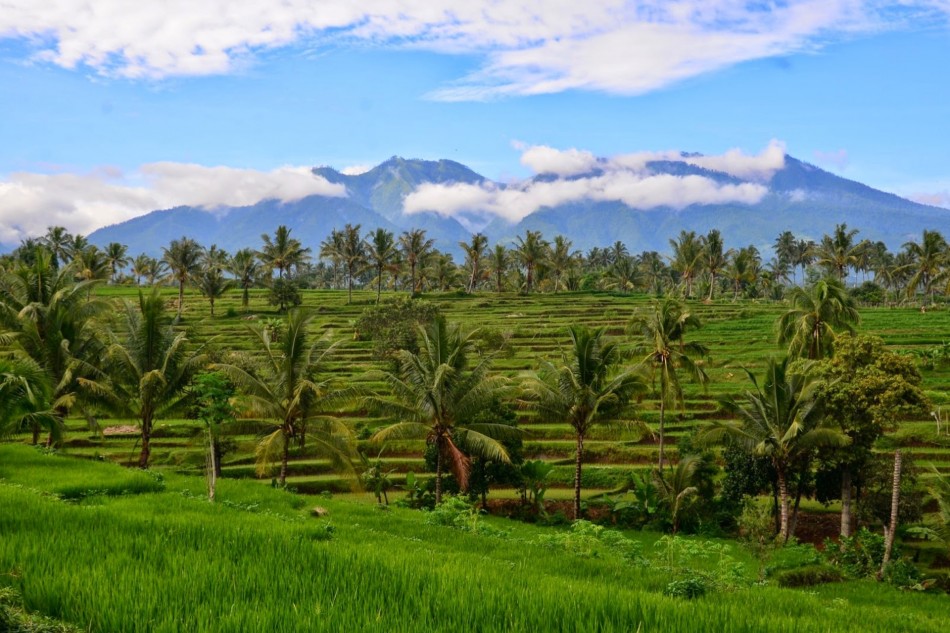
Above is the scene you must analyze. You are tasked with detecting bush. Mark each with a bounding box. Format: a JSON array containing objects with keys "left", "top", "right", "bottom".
[
  {"left": 425, "top": 496, "right": 507, "bottom": 537},
  {"left": 663, "top": 577, "right": 708, "bottom": 599},
  {"left": 354, "top": 297, "right": 440, "bottom": 360},
  {"left": 881, "top": 559, "right": 922, "bottom": 589},
  {"left": 267, "top": 278, "right": 302, "bottom": 311},
  {"left": 535, "top": 520, "right": 644, "bottom": 562},
  {"left": 774, "top": 564, "right": 843, "bottom": 588}
]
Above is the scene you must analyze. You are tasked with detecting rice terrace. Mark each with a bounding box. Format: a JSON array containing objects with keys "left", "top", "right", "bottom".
[{"left": 2, "top": 2, "right": 950, "bottom": 632}]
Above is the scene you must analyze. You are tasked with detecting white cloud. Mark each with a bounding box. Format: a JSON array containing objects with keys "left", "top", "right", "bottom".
[
  {"left": 405, "top": 143, "right": 771, "bottom": 223},
  {"left": 340, "top": 164, "right": 373, "bottom": 176},
  {"left": 1, "top": 2, "right": 945, "bottom": 97},
  {"left": 0, "top": 163, "right": 344, "bottom": 244}
]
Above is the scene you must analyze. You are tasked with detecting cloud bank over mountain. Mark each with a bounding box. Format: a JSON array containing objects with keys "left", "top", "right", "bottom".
[
  {"left": 0, "top": 163, "right": 343, "bottom": 243},
  {"left": 2, "top": 2, "right": 947, "bottom": 99}
]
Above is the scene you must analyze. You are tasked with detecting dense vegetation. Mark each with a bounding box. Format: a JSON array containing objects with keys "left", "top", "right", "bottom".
[{"left": 2, "top": 222, "right": 949, "bottom": 630}]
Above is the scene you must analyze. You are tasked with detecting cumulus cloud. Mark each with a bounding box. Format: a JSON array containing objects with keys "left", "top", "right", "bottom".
[
  {"left": 1, "top": 2, "right": 946, "bottom": 97},
  {"left": 405, "top": 142, "right": 772, "bottom": 222},
  {"left": 0, "top": 163, "right": 344, "bottom": 244}
]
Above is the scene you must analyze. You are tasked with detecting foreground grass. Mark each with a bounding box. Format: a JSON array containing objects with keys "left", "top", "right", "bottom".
[{"left": 0, "top": 446, "right": 946, "bottom": 633}]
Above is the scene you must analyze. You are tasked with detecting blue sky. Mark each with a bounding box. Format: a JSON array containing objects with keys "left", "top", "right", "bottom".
[{"left": 1, "top": 1, "right": 948, "bottom": 243}]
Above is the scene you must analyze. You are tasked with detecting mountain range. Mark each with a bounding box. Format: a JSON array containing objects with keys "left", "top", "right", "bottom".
[{"left": 88, "top": 154, "right": 948, "bottom": 259}]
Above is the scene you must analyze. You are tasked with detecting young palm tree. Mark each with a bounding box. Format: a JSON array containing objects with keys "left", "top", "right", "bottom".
[
  {"left": 399, "top": 229, "right": 434, "bottom": 295},
  {"left": 80, "top": 290, "right": 206, "bottom": 468},
  {"left": 105, "top": 242, "right": 129, "bottom": 283},
  {"left": 162, "top": 237, "right": 203, "bottom": 320},
  {"left": 201, "top": 244, "right": 229, "bottom": 272},
  {"left": 215, "top": 309, "right": 356, "bottom": 486},
  {"left": 523, "top": 326, "right": 646, "bottom": 519},
  {"left": 699, "top": 357, "right": 849, "bottom": 541},
  {"left": 367, "top": 316, "right": 514, "bottom": 504},
  {"left": 512, "top": 230, "right": 548, "bottom": 294},
  {"left": 460, "top": 233, "right": 489, "bottom": 294},
  {"left": 194, "top": 267, "right": 232, "bottom": 316},
  {"left": 258, "top": 225, "right": 311, "bottom": 281},
  {"left": 0, "top": 356, "right": 58, "bottom": 440},
  {"left": 655, "top": 454, "right": 701, "bottom": 534},
  {"left": 630, "top": 298, "right": 708, "bottom": 470},
  {"left": 777, "top": 277, "right": 859, "bottom": 360},
  {"left": 228, "top": 248, "right": 260, "bottom": 312},
  {"left": 489, "top": 244, "right": 509, "bottom": 293},
  {"left": 902, "top": 229, "right": 948, "bottom": 305},
  {"left": 365, "top": 228, "right": 398, "bottom": 304}
]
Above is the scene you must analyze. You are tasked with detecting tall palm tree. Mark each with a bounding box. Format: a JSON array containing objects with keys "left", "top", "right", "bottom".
[
  {"left": 699, "top": 357, "right": 849, "bottom": 541},
  {"left": 258, "top": 225, "right": 311, "bottom": 281},
  {"left": 144, "top": 257, "right": 168, "bottom": 286},
  {"left": 460, "top": 233, "right": 489, "bottom": 294},
  {"left": 630, "top": 298, "right": 708, "bottom": 470},
  {"left": 73, "top": 246, "right": 110, "bottom": 282},
  {"left": 228, "top": 248, "right": 260, "bottom": 312},
  {"left": 774, "top": 230, "right": 797, "bottom": 283},
  {"left": 428, "top": 252, "right": 458, "bottom": 292},
  {"left": 512, "top": 230, "right": 548, "bottom": 294},
  {"left": 201, "top": 244, "right": 229, "bottom": 272},
  {"left": 367, "top": 316, "right": 514, "bottom": 504},
  {"left": 65, "top": 234, "right": 89, "bottom": 264},
  {"left": 131, "top": 254, "right": 153, "bottom": 286},
  {"left": 777, "top": 278, "right": 859, "bottom": 360},
  {"left": 609, "top": 241, "right": 630, "bottom": 266},
  {"left": 816, "top": 223, "right": 860, "bottom": 281},
  {"left": 903, "top": 229, "right": 948, "bottom": 305},
  {"left": 320, "top": 224, "right": 365, "bottom": 303},
  {"left": 606, "top": 255, "right": 640, "bottom": 294},
  {"left": 105, "top": 242, "right": 130, "bottom": 283},
  {"left": 546, "top": 235, "right": 577, "bottom": 294},
  {"left": 489, "top": 244, "right": 509, "bottom": 293},
  {"left": 41, "top": 226, "right": 72, "bottom": 268},
  {"left": 80, "top": 290, "right": 206, "bottom": 468},
  {"left": 0, "top": 249, "right": 107, "bottom": 444},
  {"left": 703, "top": 229, "right": 727, "bottom": 300},
  {"left": 215, "top": 309, "right": 356, "bottom": 486},
  {"left": 366, "top": 228, "right": 398, "bottom": 304},
  {"left": 725, "top": 246, "right": 761, "bottom": 301},
  {"left": 162, "top": 237, "right": 203, "bottom": 320},
  {"left": 523, "top": 326, "right": 645, "bottom": 519},
  {"left": 399, "top": 229, "right": 434, "bottom": 295},
  {"left": 792, "top": 239, "right": 815, "bottom": 285},
  {"left": 669, "top": 230, "right": 703, "bottom": 298}
]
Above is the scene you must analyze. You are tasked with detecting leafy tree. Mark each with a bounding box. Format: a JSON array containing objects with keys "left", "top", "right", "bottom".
[
  {"left": 522, "top": 326, "right": 646, "bottom": 519},
  {"left": 73, "top": 245, "right": 110, "bottom": 282},
  {"left": 699, "top": 357, "right": 849, "bottom": 541},
  {"left": 460, "top": 233, "right": 489, "bottom": 293},
  {"left": 354, "top": 296, "right": 441, "bottom": 360},
  {"left": 215, "top": 309, "right": 357, "bottom": 486},
  {"left": 630, "top": 299, "right": 708, "bottom": 469},
  {"left": 512, "top": 230, "right": 548, "bottom": 294},
  {"left": 191, "top": 371, "right": 236, "bottom": 501},
  {"left": 228, "top": 248, "right": 260, "bottom": 312},
  {"left": 80, "top": 290, "right": 206, "bottom": 468},
  {"left": 399, "top": 229, "right": 434, "bottom": 295},
  {"left": 774, "top": 231, "right": 797, "bottom": 284},
  {"left": 267, "top": 278, "right": 302, "bottom": 312},
  {"left": 365, "top": 228, "right": 398, "bottom": 304},
  {"left": 606, "top": 256, "right": 640, "bottom": 294},
  {"left": 162, "top": 236, "right": 203, "bottom": 320},
  {"left": 367, "top": 316, "right": 514, "bottom": 504},
  {"left": 777, "top": 277, "right": 860, "bottom": 360},
  {"left": 725, "top": 246, "right": 761, "bottom": 301}
]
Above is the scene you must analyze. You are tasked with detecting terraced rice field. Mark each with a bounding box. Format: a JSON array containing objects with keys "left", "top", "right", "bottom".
[{"left": 34, "top": 285, "right": 950, "bottom": 500}]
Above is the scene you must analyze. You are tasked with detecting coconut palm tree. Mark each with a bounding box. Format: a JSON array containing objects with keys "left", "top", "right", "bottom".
[
  {"left": 366, "top": 228, "right": 398, "bottom": 304},
  {"left": 65, "top": 234, "right": 89, "bottom": 264},
  {"left": 777, "top": 277, "right": 859, "bottom": 360},
  {"left": 774, "top": 230, "right": 797, "bottom": 283},
  {"left": 606, "top": 255, "right": 640, "bottom": 294},
  {"left": 703, "top": 229, "right": 727, "bottom": 300},
  {"left": 725, "top": 246, "right": 761, "bottom": 301},
  {"left": 104, "top": 242, "right": 129, "bottom": 283},
  {"left": 512, "top": 230, "right": 547, "bottom": 294},
  {"left": 73, "top": 245, "right": 110, "bottom": 282},
  {"left": 215, "top": 309, "right": 356, "bottom": 486},
  {"left": 460, "top": 233, "right": 489, "bottom": 294},
  {"left": 903, "top": 229, "right": 948, "bottom": 305},
  {"left": 546, "top": 235, "right": 577, "bottom": 294},
  {"left": 630, "top": 298, "right": 708, "bottom": 470},
  {"left": 194, "top": 266, "right": 232, "bottom": 316},
  {"left": 523, "top": 326, "right": 646, "bottom": 519},
  {"left": 367, "top": 316, "right": 514, "bottom": 504},
  {"left": 320, "top": 224, "right": 366, "bottom": 303},
  {"left": 669, "top": 230, "right": 703, "bottom": 298},
  {"left": 41, "top": 226, "right": 72, "bottom": 269},
  {"left": 816, "top": 224, "right": 860, "bottom": 281},
  {"left": 489, "top": 244, "right": 509, "bottom": 293},
  {"left": 398, "top": 229, "right": 434, "bottom": 296},
  {"left": 131, "top": 254, "right": 153, "bottom": 286},
  {"left": 80, "top": 290, "right": 206, "bottom": 468},
  {"left": 0, "top": 356, "right": 58, "bottom": 440},
  {"left": 698, "top": 357, "right": 849, "bottom": 541},
  {"left": 162, "top": 237, "right": 203, "bottom": 320},
  {"left": 228, "top": 248, "right": 260, "bottom": 312},
  {"left": 258, "top": 225, "right": 311, "bottom": 281},
  {"left": 201, "top": 244, "right": 229, "bottom": 273},
  {"left": 655, "top": 454, "right": 701, "bottom": 534}
]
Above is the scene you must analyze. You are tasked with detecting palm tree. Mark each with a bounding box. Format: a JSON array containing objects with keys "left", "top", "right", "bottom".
[
  {"left": 699, "top": 357, "right": 849, "bottom": 541},
  {"left": 606, "top": 256, "right": 640, "bottom": 294},
  {"left": 326, "top": 224, "right": 366, "bottom": 304},
  {"left": 144, "top": 257, "right": 168, "bottom": 286},
  {"left": 523, "top": 326, "right": 645, "bottom": 519},
  {"left": 73, "top": 246, "right": 110, "bottom": 282},
  {"left": 816, "top": 223, "right": 860, "bottom": 281},
  {"left": 105, "top": 242, "right": 129, "bottom": 283},
  {"left": 703, "top": 230, "right": 727, "bottom": 300},
  {"left": 774, "top": 230, "right": 797, "bottom": 283},
  {"left": 460, "top": 233, "right": 489, "bottom": 294},
  {"left": 725, "top": 246, "right": 761, "bottom": 301},
  {"left": 669, "top": 230, "right": 703, "bottom": 298},
  {"left": 777, "top": 278, "right": 859, "bottom": 360},
  {"left": 215, "top": 309, "right": 357, "bottom": 486},
  {"left": 228, "top": 248, "right": 260, "bottom": 312},
  {"left": 80, "top": 290, "right": 206, "bottom": 468},
  {"left": 903, "top": 229, "right": 948, "bottom": 305},
  {"left": 655, "top": 454, "right": 701, "bottom": 534},
  {"left": 194, "top": 267, "right": 232, "bottom": 316},
  {"left": 258, "top": 225, "right": 311, "bottom": 281},
  {"left": 162, "top": 237, "right": 203, "bottom": 320},
  {"left": 429, "top": 252, "right": 458, "bottom": 292},
  {"left": 609, "top": 241, "right": 629, "bottom": 266},
  {"left": 201, "top": 244, "right": 229, "bottom": 272},
  {"left": 0, "top": 356, "right": 58, "bottom": 441},
  {"left": 399, "top": 229, "right": 434, "bottom": 295},
  {"left": 131, "top": 254, "right": 153, "bottom": 286},
  {"left": 792, "top": 239, "right": 816, "bottom": 284},
  {"left": 65, "top": 234, "right": 89, "bottom": 264},
  {"left": 630, "top": 298, "right": 708, "bottom": 470},
  {"left": 512, "top": 230, "right": 548, "bottom": 294},
  {"left": 546, "top": 235, "right": 576, "bottom": 294},
  {"left": 367, "top": 316, "right": 514, "bottom": 504},
  {"left": 366, "top": 228, "right": 398, "bottom": 304},
  {"left": 41, "top": 226, "right": 72, "bottom": 268},
  {"left": 489, "top": 244, "right": 509, "bottom": 293},
  {"left": 0, "top": 249, "right": 107, "bottom": 444}
]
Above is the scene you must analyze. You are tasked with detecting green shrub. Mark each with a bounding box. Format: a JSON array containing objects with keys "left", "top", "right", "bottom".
[
  {"left": 774, "top": 564, "right": 843, "bottom": 588},
  {"left": 663, "top": 577, "right": 708, "bottom": 599}
]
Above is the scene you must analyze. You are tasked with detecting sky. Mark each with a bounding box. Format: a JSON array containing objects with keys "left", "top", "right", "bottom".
[{"left": 1, "top": 1, "right": 949, "bottom": 244}]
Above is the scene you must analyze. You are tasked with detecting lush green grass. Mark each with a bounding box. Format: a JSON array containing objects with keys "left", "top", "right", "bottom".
[{"left": 1, "top": 445, "right": 947, "bottom": 633}]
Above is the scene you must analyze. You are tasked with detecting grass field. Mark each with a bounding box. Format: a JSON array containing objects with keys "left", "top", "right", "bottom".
[{"left": 2, "top": 445, "right": 948, "bottom": 633}]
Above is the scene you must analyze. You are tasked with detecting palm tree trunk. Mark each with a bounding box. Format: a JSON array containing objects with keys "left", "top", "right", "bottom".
[
  {"left": 31, "top": 423, "right": 40, "bottom": 446},
  {"left": 777, "top": 468, "right": 790, "bottom": 542},
  {"left": 708, "top": 273, "right": 715, "bottom": 301},
  {"left": 347, "top": 271, "right": 353, "bottom": 304},
  {"left": 177, "top": 280, "right": 185, "bottom": 319},
  {"left": 208, "top": 429, "right": 217, "bottom": 502},
  {"left": 468, "top": 264, "right": 477, "bottom": 294},
  {"left": 657, "top": 399, "right": 666, "bottom": 470},
  {"left": 840, "top": 469, "right": 853, "bottom": 538},
  {"left": 279, "top": 434, "right": 290, "bottom": 487},
  {"left": 138, "top": 415, "right": 152, "bottom": 469},
  {"left": 376, "top": 266, "right": 383, "bottom": 304},
  {"left": 209, "top": 298, "right": 215, "bottom": 317},
  {"left": 880, "top": 450, "right": 902, "bottom": 575},
  {"left": 573, "top": 432, "right": 585, "bottom": 520},
  {"left": 526, "top": 264, "right": 533, "bottom": 294},
  {"left": 435, "top": 444, "right": 443, "bottom": 505},
  {"left": 243, "top": 286, "right": 250, "bottom": 312}
]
